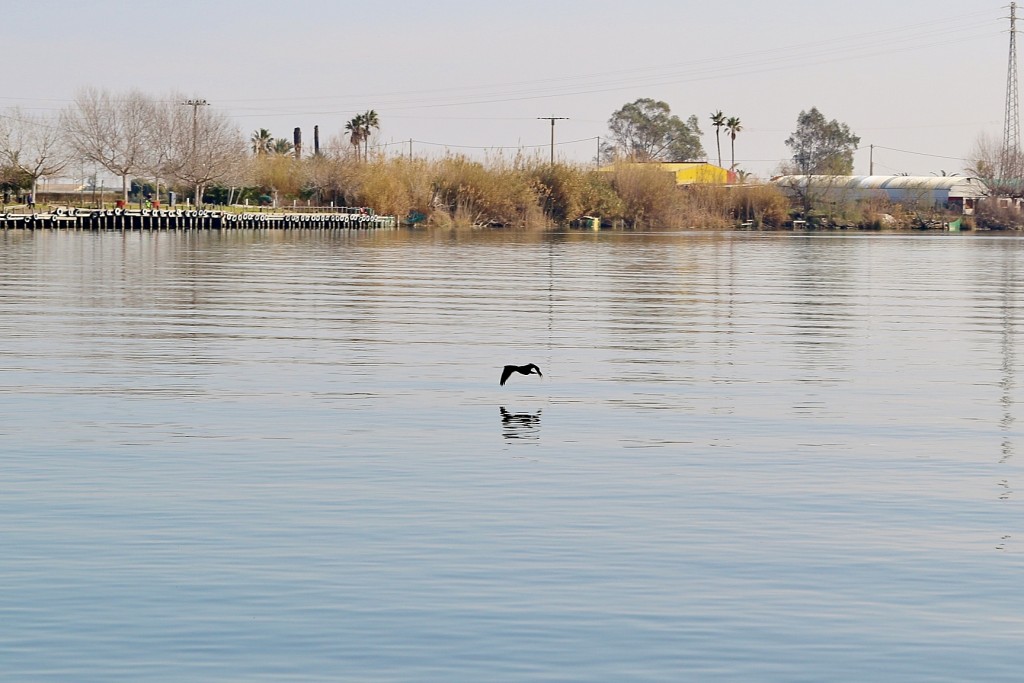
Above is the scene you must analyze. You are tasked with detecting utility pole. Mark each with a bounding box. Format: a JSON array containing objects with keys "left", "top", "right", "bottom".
[
  {"left": 870, "top": 144, "right": 874, "bottom": 175},
  {"left": 538, "top": 117, "right": 568, "bottom": 165},
  {"left": 182, "top": 98, "right": 208, "bottom": 158},
  {"left": 182, "top": 99, "right": 209, "bottom": 207},
  {"left": 1004, "top": 2, "right": 1020, "bottom": 177}
]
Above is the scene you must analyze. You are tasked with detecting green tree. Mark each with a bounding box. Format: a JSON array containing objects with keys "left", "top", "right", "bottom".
[
  {"left": 725, "top": 116, "right": 742, "bottom": 171},
  {"left": 710, "top": 110, "right": 726, "bottom": 168},
  {"left": 251, "top": 128, "right": 273, "bottom": 155},
  {"left": 784, "top": 107, "right": 860, "bottom": 175},
  {"left": 271, "top": 138, "right": 294, "bottom": 156},
  {"left": 607, "top": 98, "right": 704, "bottom": 162},
  {"left": 0, "top": 163, "right": 32, "bottom": 202},
  {"left": 360, "top": 109, "right": 379, "bottom": 161},
  {"left": 345, "top": 114, "right": 365, "bottom": 160}
]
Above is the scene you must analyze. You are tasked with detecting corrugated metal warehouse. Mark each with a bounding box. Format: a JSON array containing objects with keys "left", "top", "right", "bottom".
[{"left": 771, "top": 175, "right": 990, "bottom": 214}]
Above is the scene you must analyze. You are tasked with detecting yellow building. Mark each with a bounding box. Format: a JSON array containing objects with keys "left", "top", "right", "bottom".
[{"left": 599, "top": 161, "right": 735, "bottom": 185}]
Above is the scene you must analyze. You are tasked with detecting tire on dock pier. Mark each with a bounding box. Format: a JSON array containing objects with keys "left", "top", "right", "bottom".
[{"left": 0, "top": 208, "right": 397, "bottom": 232}]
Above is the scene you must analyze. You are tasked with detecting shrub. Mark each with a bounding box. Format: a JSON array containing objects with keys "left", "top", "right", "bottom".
[
  {"left": 606, "top": 162, "right": 680, "bottom": 228},
  {"left": 976, "top": 198, "right": 1024, "bottom": 230},
  {"left": 728, "top": 184, "right": 790, "bottom": 228},
  {"left": 251, "top": 151, "right": 823, "bottom": 230},
  {"left": 429, "top": 155, "right": 543, "bottom": 228}
]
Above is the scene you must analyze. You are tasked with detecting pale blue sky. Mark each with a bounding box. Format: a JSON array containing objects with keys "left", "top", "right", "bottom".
[{"left": 7, "top": 1, "right": 1010, "bottom": 176}]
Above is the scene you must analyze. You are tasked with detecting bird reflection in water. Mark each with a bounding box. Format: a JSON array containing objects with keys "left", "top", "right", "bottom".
[{"left": 500, "top": 406, "right": 542, "bottom": 441}]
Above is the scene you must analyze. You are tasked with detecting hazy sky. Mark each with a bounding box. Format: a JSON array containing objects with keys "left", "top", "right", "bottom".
[{"left": 6, "top": 1, "right": 1012, "bottom": 177}]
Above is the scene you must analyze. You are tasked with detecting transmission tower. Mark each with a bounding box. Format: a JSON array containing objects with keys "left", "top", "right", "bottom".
[{"left": 1003, "top": 2, "right": 1020, "bottom": 177}]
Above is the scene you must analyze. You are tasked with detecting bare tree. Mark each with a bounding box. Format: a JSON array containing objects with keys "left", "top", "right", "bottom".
[
  {"left": 967, "top": 132, "right": 1020, "bottom": 197},
  {"left": 303, "top": 153, "right": 338, "bottom": 205},
  {"left": 0, "top": 107, "right": 70, "bottom": 204},
  {"left": 142, "top": 94, "right": 190, "bottom": 205},
  {"left": 61, "top": 87, "right": 151, "bottom": 202},
  {"left": 159, "top": 97, "right": 246, "bottom": 206}
]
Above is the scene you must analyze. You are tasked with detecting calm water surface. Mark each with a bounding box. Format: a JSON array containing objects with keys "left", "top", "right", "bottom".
[{"left": 1, "top": 228, "right": 1022, "bottom": 682}]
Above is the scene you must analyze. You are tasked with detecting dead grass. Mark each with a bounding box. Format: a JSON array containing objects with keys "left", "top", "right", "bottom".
[{"left": 235, "top": 154, "right": 798, "bottom": 229}]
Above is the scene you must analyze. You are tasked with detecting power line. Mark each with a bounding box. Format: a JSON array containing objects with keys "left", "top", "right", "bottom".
[
  {"left": 869, "top": 144, "right": 967, "bottom": 162},
  {"left": 202, "top": 10, "right": 999, "bottom": 109},
  {"left": 400, "top": 136, "right": 598, "bottom": 151},
  {"left": 0, "top": 11, "right": 996, "bottom": 118},
  {"left": 211, "top": 24, "right": 996, "bottom": 118},
  {"left": 194, "top": 10, "right": 992, "bottom": 109}
]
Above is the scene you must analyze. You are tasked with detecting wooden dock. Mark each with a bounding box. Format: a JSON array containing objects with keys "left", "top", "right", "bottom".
[{"left": 0, "top": 208, "right": 397, "bottom": 231}]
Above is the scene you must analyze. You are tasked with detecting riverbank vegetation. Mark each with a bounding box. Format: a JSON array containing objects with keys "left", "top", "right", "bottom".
[
  {"left": 214, "top": 154, "right": 983, "bottom": 232},
  {"left": 0, "top": 139, "right": 979, "bottom": 231},
  {"left": 223, "top": 153, "right": 795, "bottom": 230},
  {"left": 0, "top": 89, "right": 1006, "bottom": 231}
]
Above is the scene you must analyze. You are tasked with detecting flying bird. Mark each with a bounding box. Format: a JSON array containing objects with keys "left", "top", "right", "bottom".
[{"left": 500, "top": 363, "right": 543, "bottom": 386}]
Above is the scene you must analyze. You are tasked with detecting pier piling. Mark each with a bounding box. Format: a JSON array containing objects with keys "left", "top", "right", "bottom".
[{"left": 0, "top": 208, "right": 398, "bottom": 231}]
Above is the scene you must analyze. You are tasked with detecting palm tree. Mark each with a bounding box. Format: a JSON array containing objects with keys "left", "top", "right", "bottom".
[
  {"left": 360, "top": 109, "right": 379, "bottom": 161},
  {"left": 251, "top": 128, "right": 273, "bottom": 156},
  {"left": 271, "top": 138, "right": 294, "bottom": 156},
  {"left": 725, "top": 116, "right": 742, "bottom": 171},
  {"left": 710, "top": 111, "right": 726, "bottom": 169},
  {"left": 345, "top": 114, "right": 365, "bottom": 159}
]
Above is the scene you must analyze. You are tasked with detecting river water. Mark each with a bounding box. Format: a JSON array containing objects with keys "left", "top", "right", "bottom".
[{"left": 1, "top": 228, "right": 1022, "bottom": 682}]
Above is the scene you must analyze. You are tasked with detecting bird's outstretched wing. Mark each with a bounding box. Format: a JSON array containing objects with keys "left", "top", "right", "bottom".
[{"left": 500, "top": 365, "right": 516, "bottom": 386}]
